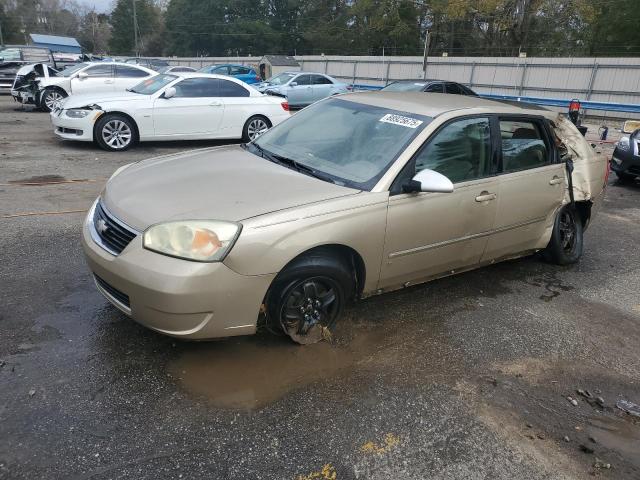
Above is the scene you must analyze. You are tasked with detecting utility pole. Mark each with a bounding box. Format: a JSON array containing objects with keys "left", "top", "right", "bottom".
[
  {"left": 132, "top": 0, "right": 139, "bottom": 56},
  {"left": 422, "top": 30, "right": 430, "bottom": 80},
  {"left": 0, "top": 21, "right": 4, "bottom": 47}
]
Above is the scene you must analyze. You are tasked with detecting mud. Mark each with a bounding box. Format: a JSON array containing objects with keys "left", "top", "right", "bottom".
[
  {"left": 8, "top": 174, "right": 67, "bottom": 185},
  {"left": 586, "top": 415, "right": 640, "bottom": 468},
  {"left": 169, "top": 326, "right": 387, "bottom": 409}
]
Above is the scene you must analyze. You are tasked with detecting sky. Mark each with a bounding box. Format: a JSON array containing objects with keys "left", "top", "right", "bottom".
[{"left": 75, "top": 0, "right": 114, "bottom": 14}]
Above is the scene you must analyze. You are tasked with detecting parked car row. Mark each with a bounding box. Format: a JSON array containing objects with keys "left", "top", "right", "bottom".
[{"left": 50, "top": 73, "right": 291, "bottom": 151}]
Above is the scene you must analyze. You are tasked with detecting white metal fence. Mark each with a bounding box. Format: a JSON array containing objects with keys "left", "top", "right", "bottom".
[{"left": 154, "top": 55, "right": 640, "bottom": 118}]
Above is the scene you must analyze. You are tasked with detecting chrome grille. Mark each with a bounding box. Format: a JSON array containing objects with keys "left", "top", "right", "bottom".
[{"left": 92, "top": 201, "right": 137, "bottom": 255}]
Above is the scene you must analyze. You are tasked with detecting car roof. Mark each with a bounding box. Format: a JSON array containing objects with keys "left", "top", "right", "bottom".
[
  {"left": 166, "top": 72, "right": 249, "bottom": 83},
  {"left": 207, "top": 64, "right": 252, "bottom": 68},
  {"left": 339, "top": 91, "right": 551, "bottom": 118}
]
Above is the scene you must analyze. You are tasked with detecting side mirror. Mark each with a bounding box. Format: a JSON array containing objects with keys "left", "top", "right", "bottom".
[
  {"left": 162, "top": 86, "right": 176, "bottom": 99},
  {"left": 289, "top": 81, "right": 298, "bottom": 87},
  {"left": 77, "top": 71, "right": 89, "bottom": 80},
  {"left": 403, "top": 169, "right": 453, "bottom": 194}
]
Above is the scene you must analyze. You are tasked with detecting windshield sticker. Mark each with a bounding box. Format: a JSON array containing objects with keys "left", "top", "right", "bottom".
[{"left": 379, "top": 114, "right": 423, "bottom": 129}]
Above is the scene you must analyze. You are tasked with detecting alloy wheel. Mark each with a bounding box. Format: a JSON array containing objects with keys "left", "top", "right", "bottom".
[
  {"left": 279, "top": 277, "right": 341, "bottom": 344},
  {"left": 559, "top": 210, "right": 577, "bottom": 252},
  {"left": 101, "top": 120, "right": 132, "bottom": 150},
  {"left": 44, "top": 91, "right": 64, "bottom": 110},
  {"left": 247, "top": 118, "right": 269, "bottom": 140}
]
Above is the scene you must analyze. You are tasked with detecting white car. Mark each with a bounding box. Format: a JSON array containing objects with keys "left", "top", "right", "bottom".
[
  {"left": 11, "top": 63, "right": 59, "bottom": 105},
  {"left": 37, "top": 61, "right": 156, "bottom": 112},
  {"left": 50, "top": 73, "right": 291, "bottom": 151},
  {"left": 255, "top": 72, "right": 350, "bottom": 107}
]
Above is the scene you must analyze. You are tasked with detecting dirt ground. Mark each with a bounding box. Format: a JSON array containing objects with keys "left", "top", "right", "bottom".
[{"left": 1, "top": 95, "right": 639, "bottom": 480}]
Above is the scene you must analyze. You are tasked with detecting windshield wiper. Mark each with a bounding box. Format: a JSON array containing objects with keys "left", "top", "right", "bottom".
[{"left": 249, "top": 144, "right": 335, "bottom": 184}]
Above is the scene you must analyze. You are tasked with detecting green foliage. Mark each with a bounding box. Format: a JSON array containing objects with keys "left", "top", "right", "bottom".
[
  {"left": 0, "top": 0, "right": 638, "bottom": 57},
  {"left": 109, "top": 0, "right": 161, "bottom": 55}
]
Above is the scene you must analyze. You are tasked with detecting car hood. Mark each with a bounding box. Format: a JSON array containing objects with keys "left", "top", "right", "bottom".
[
  {"left": 102, "top": 145, "right": 360, "bottom": 231},
  {"left": 61, "top": 91, "right": 148, "bottom": 108}
]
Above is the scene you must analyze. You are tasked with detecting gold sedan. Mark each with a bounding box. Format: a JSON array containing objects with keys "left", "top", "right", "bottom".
[{"left": 81, "top": 92, "right": 608, "bottom": 344}]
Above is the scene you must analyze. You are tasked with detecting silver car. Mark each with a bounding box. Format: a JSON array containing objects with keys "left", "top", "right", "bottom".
[{"left": 255, "top": 71, "right": 349, "bottom": 108}]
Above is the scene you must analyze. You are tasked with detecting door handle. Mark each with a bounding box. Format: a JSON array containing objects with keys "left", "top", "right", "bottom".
[
  {"left": 104, "top": 79, "right": 114, "bottom": 84},
  {"left": 209, "top": 101, "right": 222, "bottom": 107},
  {"left": 475, "top": 191, "right": 497, "bottom": 202},
  {"left": 549, "top": 176, "right": 563, "bottom": 185}
]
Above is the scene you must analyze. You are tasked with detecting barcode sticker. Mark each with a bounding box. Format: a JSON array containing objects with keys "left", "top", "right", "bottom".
[{"left": 379, "top": 114, "right": 423, "bottom": 129}]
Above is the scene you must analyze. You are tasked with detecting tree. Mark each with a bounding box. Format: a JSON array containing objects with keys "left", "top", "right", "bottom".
[{"left": 109, "top": 0, "right": 162, "bottom": 55}]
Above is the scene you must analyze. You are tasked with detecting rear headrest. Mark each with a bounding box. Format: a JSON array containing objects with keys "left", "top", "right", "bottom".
[{"left": 512, "top": 128, "right": 538, "bottom": 140}]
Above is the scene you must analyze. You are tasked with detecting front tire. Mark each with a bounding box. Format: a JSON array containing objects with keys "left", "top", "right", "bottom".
[
  {"left": 544, "top": 205, "right": 584, "bottom": 265},
  {"left": 94, "top": 114, "right": 137, "bottom": 152},
  {"left": 40, "top": 87, "right": 67, "bottom": 112},
  {"left": 267, "top": 251, "right": 354, "bottom": 344},
  {"left": 242, "top": 115, "right": 271, "bottom": 142}
]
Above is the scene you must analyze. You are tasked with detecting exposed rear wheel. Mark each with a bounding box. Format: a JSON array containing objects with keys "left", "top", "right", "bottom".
[
  {"left": 267, "top": 252, "right": 354, "bottom": 344},
  {"left": 242, "top": 115, "right": 271, "bottom": 142},
  {"left": 94, "top": 114, "right": 137, "bottom": 152},
  {"left": 544, "top": 205, "right": 583, "bottom": 265}
]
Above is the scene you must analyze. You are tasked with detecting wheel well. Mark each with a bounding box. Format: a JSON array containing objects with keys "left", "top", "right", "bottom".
[
  {"left": 93, "top": 111, "right": 140, "bottom": 141},
  {"left": 246, "top": 114, "right": 272, "bottom": 127},
  {"left": 275, "top": 244, "right": 366, "bottom": 299},
  {"left": 574, "top": 200, "right": 592, "bottom": 229}
]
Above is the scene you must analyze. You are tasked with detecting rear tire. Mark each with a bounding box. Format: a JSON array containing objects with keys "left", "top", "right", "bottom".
[
  {"left": 242, "top": 115, "right": 271, "bottom": 142},
  {"left": 616, "top": 171, "right": 636, "bottom": 184},
  {"left": 39, "top": 87, "right": 67, "bottom": 112},
  {"left": 267, "top": 251, "right": 354, "bottom": 344},
  {"left": 94, "top": 114, "right": 137, "bottom": 152},
  {"left": 544, "top": 205, "right": 584, "bottom": 265}
]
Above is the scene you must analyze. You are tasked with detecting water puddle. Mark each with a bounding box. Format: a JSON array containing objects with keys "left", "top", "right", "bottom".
[{"left": 168, "top": 328, "right": 385, "bottom": 410}]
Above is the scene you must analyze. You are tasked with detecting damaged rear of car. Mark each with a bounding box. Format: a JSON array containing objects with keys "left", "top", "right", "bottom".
[
  {"left": 11, "top": 63, "right": 60, "bottom": 106},
  {"left": 0, "top": 45, "right": 56, "bottom": 94}
]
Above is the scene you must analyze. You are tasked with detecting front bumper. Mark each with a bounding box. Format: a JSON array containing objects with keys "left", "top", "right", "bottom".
[
  {"left": 81, "top": 202, "right": 275, "bottom": 340},
  {"left": 611, "top": 146, "right": 640, "bottom": 178},
  {"left": 50, "top": 109, "right": 97, "bottom": 142}
]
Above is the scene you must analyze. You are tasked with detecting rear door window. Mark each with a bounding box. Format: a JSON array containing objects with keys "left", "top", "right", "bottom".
[
  {"left": 499, "top": 119, "right": 550, "bottom": 173},
  {"left": 84, "top": 64, "right": 113, "bottom": 77},
  {"left": 293, "top": 74, "right": 312, "bottom": 86},
  {"left": 424, "top": 83, "right": 444, "bottom": 93},
  {"left": 217, "top": 79, "right": 249, "bottom": 97},
  {"left": 115, "top": 65, "right": 149, "bottom": 78},
  {"left": 312, "top": 75, "right": 333, "bottom": 85},
  {"left": 173, "top": 78, "right": 219, "bottom": 97},
  {"left": 445, "top": 83, "right": 462, "bottom": 94}
]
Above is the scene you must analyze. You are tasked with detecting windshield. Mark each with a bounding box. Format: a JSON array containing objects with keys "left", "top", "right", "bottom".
[
  {"left": 382, "top": 81, "right": 426, "bottom": 92},
  {"left": 61, "top": 63, "right": 88, "bottom": 77},
  {"left": 0, "top": 48, "right": 22, "bottom": 61},
  {"left": 129, "top": 74, "right": 177, "bottom": 94},
  {"left": 252, "top": 98, "right": 430, "bottom": 190},
  {"left": 266, "top": 72, "right": 297, "bottom": 85}
]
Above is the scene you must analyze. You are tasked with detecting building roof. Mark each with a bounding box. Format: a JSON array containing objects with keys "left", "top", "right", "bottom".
[
  {"left": 262, "top": 55, "right": 299, "bottom": 66},
  {"left": 29, "top": 34, "right": 81, "bottom": 48}
]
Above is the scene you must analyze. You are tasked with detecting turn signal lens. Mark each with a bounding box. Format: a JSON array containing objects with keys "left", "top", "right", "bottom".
[
  {"left": 143, "top": 220, "right": 241, "bottom": 262},
  {"left": 281, "top": 101, "right": 290, "bottom": 111}
]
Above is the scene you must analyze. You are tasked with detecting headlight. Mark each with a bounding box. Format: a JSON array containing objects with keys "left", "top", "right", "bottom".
[
  {"left": 617, "top": 136, "right": 630, "bottom": 151},
  {"left": 66, "top": 109, "right": 91, "bottom": 118},
  {"left": 143, "top": 221, "right": 241, "bottom": 262}
]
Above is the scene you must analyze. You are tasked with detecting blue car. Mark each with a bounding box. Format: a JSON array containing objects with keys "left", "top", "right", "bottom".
[{"left": 198, "top": 63, "right": 261, "bottom": 84}]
